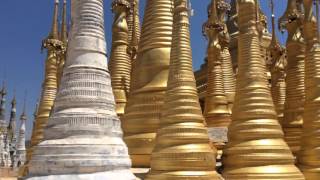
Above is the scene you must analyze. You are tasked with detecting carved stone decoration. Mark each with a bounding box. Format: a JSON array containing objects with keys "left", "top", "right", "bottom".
[{"left": 25, "top": 0, "right": 136, "bottom": 179}]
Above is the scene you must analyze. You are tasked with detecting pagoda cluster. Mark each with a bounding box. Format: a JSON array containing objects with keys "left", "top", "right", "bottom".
[
  {"left": 8, "top": 0, "right": 320, "bottom": 179},
  {"left": 0, "top": 84, "right": 27, "bottom": 170}
]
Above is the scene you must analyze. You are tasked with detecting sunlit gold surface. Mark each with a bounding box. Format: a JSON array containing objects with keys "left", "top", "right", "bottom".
[
  {"left": 279, "top": 0, "right": 305, "bottom": 156},
  {"left": 298, "top": 1, "right": 320, "bottom": 179},
  {"left": 24, "top": 0, "right": 62, "bottom": 175},
  {"left": 222, "top": 1, "right": 304, "bottom": 179},
  {"left": 122, "top": 0, "right": 173, "bottom": 167},
  {"left": 109, "top": 0, "right": 131, "bottom": 117},
  {"left": 146, "top": 0, "right": 219, "bottom": 179},
  {"left": 203, "top": 0, "right": 231, "bottom": 128},
  {"left": 269, "top": 0, "right": 287, "bottom": 124},
  {"left": 227, "top": 0, "right": 272, "bottom": 75}
]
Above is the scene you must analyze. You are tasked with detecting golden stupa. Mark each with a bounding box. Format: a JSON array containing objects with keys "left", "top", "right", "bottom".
[
  {"left": 203, "top": 0, "right": 231, "bottom": 128},
  {"left": 23, "top": 0, "right": 64, "bottom": 175},
  {"left": 109, "top": 0, "right": 131, "bottom": 117},
  {"left": 146, "top": 0, "right": 219, "bottom": 179},
  {"left": 26, "top": 0, "right": 62, "bottom": 162},
  {"left": 122, "top": 0, "right": 173, "bottom": 167},
  {"left": 222, "top": 0, "right": 304, "bottom": 179},
  {"left": 279, "top": 0, "right": 306, "bottom": 156},
  {"left": 269, "top": 0, "right": 287, "bottom": 124},
  {"left": 298, "top": 0, "right": 320, "bottom": 179},
  {"left": 220, "top": 16, "right": 235, "bottom": 114}
]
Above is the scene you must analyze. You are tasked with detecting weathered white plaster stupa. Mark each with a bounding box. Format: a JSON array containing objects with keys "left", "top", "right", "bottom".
[{"left": 26, "top": 0, "right": 136, "bottom": 179}]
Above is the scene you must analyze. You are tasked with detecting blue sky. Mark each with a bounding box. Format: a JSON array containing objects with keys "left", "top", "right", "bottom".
[{"left": 0, "top": 0, "right": 287, "bottom": 139}]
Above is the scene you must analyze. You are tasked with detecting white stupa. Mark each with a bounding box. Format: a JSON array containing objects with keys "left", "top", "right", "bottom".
[{"left": 26, "top": 0, "right": 136, "bottom": 179}]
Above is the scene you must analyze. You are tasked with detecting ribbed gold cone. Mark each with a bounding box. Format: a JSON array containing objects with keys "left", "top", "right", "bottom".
[
  {"left": 280, "top": 0, "right": 305, "bottom": 156},
  {"left": 127, "top": 0, "right": 140, "bottom": 46},
  {"left": 222, "top": 1, "right": 304, "bottom": 179},
  {"left": 269, "top": 2, "right": 287, "bottom": 124},
  {"left": 270, "top": 52, "right": 286, "bottom": 123},
  {"left": 203, "top": 0, "right": 231, "bottom": 128},
  {"left": 109, "top": 0, "right": 131, "bottom": 117},
  {"left": 218, "top": 1, "right": 236, "bottom": 114},
  {"left": 122, "top": 0, "right": 173, "bottom": 167},
  {"left": 298, "top": 1, "right": 320, "bottom": 179},
  {"left": 221, "top": 46, "right": 235, "bottom": 113},
  {"left": 146, "top": 1, "right": 219, "bottom": 179}
]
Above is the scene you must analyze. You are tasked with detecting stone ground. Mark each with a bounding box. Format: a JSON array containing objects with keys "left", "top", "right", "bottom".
[{"left": 0, "top": 168, "right": 17, "bottom": 180}]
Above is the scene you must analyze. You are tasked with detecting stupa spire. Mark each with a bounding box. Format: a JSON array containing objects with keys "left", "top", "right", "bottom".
[
  {"left": 15, "top": 94, "right": 27, "bottom": 168},
  {"left": 218, "top": 2, "right": 236, "bottom": 114},
  {"left": 298, "top": 0, "right": 320, "bottom": 178},
  {"left": 269, "top": 0, "right": 287, "bottom": 123},
  {"left": 48, "top": 0, "right": 59, "bottom": 40},
  {"left": 127, "top": 0, "right": 140, "bottom": 68},
  {"left": 122, "top": 0, "right": 173, "bottom": 167},
  {"left": 57, "top": 0, "right": 68, "bottom": 88},
  {"left": 146, "top": 0, "right": 219, "bottom": 179},
  {"left": 60, "top": 0, "right": 67, "bottom": 43},
  {"left": 222, "top": 0, "right": 304, "bottom": 179},
  {"left": 0, "top": 82, "right": 7, "bottom": 122},
  {"left": 26, "top": 0, "right": 135, "bottom": 179},
  {"left": 279, "top": 0, "right": 306, "bottom": 156},
  {"left": 7, "top": 95, "right": 17, "bottom": 163},
  {"left": 109, "top": 0, "right": 131, "bottom": 117},
  {"left": 203, "top": 0, "right": 231, "bottom": 128}
]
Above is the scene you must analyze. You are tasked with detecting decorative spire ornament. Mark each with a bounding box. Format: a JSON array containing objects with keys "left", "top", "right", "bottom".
[
  {"left": 0, "top": 83, "right": 7, "bottom": 126},
  {"left": 222, "top": 0, "right": 304, "bottom": 179},
  {"left": 127, "top": 0, "right": 140, "bottom": 69},
  {"left": 203, "top": 0, "right": 231, "bottom": 128},
  {"left": 279, "top": 0, "right": 306, "bottom": 156},
  {"left": 269, "top": 0, "right": 287, "bottom": 123},
  {"left": 109, "top": 0, "right": 131, "bottom": 117},
  {"left": 15, "top": 95, "right": 27, "bottom": 168},
  {"left": 0, "top": 83, "right": 10, "bottom": 167},
  {"left": 298, "top": 0, "right": 320, "bottom": 178},
  {"left": 25, "top": 0, "right": 135, "bottom": 179},
  {"left": 122, "top": 0, "right": 173, "bottom": 167},
  {"left": 26, "top": 0, "right": 62, "bottom": 168},
  {"left": 7, "top": 95, "right": 17, "bottom": 166},
  {"left": 146, "top": 0, "right": 219, "bottom": 179},
  {"left": 7, "top": 96, "right": 17, "bottom": 147}
]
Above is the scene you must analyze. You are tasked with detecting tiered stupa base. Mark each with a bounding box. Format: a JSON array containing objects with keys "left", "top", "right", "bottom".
[
  {"left": 223, "top": 165, "right": 305, "bottom": 180},
  {"left": 25, "top": 170, "right": 136, "bottom": 180},
  {"left": 147, "top": 171, "right": 221, "bottom": 180}
]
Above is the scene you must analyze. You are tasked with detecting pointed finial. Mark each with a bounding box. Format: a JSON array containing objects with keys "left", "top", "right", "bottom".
[
  {"left": 49, "top": 0, "right": 60, "bottom": 40},
  {"left": 315, "top": 0, "right": 320, "bottom": 40},
  {"left": 60, "top": 0, "right": 68, "bottom": 43},
  {"left": 11, "top": 93, "right": 16, "bottom": 107},
  {"left": 1, "top": 81, "right": 7, "bottom": 96},
  {"left": 269, "top": 0, "right": 279, "bottom": 45},
  {"left": 20, "top": 91, "right": 27, "bottom": 121},
  {"left": 33, "top": 99, "right": 40, "bottom": 119}
]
